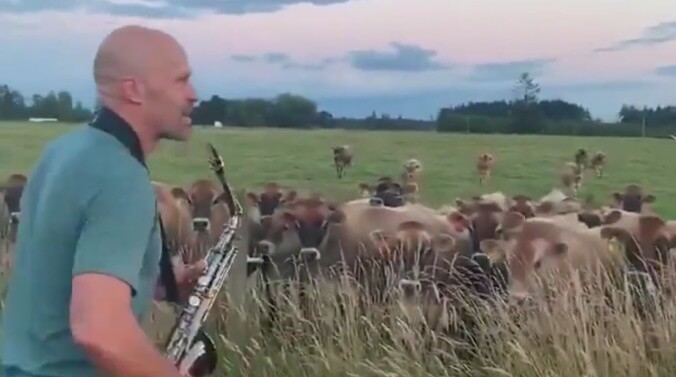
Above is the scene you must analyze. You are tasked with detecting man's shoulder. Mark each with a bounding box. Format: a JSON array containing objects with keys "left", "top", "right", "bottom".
[{"left": 32, "top": 126, "right": 153, "bottom": 203}]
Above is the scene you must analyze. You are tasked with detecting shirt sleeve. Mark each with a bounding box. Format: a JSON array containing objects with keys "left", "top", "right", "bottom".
[{"left": 72, "top": 177, "right": 156, "bottom": 296}]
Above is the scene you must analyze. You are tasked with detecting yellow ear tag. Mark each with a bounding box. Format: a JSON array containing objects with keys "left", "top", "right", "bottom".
[{"left": 608, "top": 238, "right": 623, "bottom": 255}]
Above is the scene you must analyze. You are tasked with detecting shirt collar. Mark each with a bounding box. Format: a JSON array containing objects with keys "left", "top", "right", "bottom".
[{"left": 88, "top": 106, "right": 147, "bottom": 169}]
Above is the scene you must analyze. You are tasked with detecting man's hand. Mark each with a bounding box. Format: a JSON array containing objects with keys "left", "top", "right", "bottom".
[
  {"left": 155, "top": 259, "right": 208, "bottom": 302},
  {"left": 175, "top": 260, "right": 208, "bottom": 302}
]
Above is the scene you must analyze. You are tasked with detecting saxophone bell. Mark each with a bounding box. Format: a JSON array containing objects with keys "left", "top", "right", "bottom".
[{"left": 177, "top": 329, "right": 218, "bottom": 377}]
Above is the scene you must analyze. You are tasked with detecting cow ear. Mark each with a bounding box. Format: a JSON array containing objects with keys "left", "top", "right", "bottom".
[
  {"left": 282, "top": 190, "right": 297, "bottom": 203},
  {"left": 603, "top": 210, "right": 622, "bottom": 225},
  {"left": 281, "top": 211, "right": 296, "bottom": 228},
  {"left": 171, "top": 187, "right": 191, "bottom": 204},
  {"left": 326, "top": 209, "right": 345, "bottom": 224},
  {"left": 479, "top": 239, "right": 504, "bottom": 263},
  {"left": 611, "top": 192, "right": 623, "bottom": 202},
  {"left": 447, "top": 211, "right": 470, "bottom": 232},
  {"left": 246, "top": 192, "right": 260, "bottom": 207},
  {"left": 535, "top": 201, "right": 554, "bottom": 214},
  {"left": 642, "top": 194, "right": 656, "bottom": 203}
]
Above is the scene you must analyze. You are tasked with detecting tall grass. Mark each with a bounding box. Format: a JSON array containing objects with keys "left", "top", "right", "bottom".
[{"left": 191, "top": 248, "right": 676, "bottom": 377}]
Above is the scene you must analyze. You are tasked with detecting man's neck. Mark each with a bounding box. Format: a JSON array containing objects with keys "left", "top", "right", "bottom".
[{"left": 105, "top": 104, "right": 158, "bottom": 157}]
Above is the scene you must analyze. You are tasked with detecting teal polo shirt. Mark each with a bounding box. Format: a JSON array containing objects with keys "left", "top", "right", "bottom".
[{"left": 0, "top": 107, "right": 163, "bottom": 377}]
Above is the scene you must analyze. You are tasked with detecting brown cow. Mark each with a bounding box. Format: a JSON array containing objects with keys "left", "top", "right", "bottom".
[
  {"left": 152, "top": 181, "right": 195, "bottom": 263},
  {"left": 358, "top": 176, "right": 419, "bottom": 206},
  {"left": 332, "top": 145, "right": 353, "bottom": 179},
  {"left": 480, "top": 211, "right": 624, "bottom": 304},
  {"left": 255, "top": 198, "right": 469, "bottom": 276},
  {"left": 574, "top": 148, "right": 588, "bottom": 170},
  {"left": 589, "top": 151, "right": 606, "bottom": 178},
  {"left": 509, "top": 194, "right": 535, "bottom": 218},
  {"left": 245, "top": 183, "right": 297, "bottom": 256},
  {"left": 610, "top": 184, "right": 655, "bottom": 213},
  {"left": 454, "top": 192, "right": 509, "bottom": 247},
  {"left": 171, "top": 178, "right": 232, "bottom": 259},
  {"left": 560, "top": 162, "right": 582, "bottom": 197},
  {"left": 400, "top": 159, "right": 422, "bottom": 202},
  {"left": 0, "top": 173, "right": 28, "bottom": 243},
  {"left": 598, "top": 210, "right": 673, "bottom": 287},
  {"left": 477, "top": 153, "right": 495, "bottom": 185}
]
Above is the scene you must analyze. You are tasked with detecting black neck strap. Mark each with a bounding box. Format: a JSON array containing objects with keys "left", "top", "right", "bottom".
[{"left": 88, "top": 107, "right": 179, "bottom": 303}]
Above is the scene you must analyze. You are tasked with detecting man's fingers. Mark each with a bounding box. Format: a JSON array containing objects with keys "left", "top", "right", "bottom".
[{"left": 184, "top": 260, "right": 208, "bottom": 281}]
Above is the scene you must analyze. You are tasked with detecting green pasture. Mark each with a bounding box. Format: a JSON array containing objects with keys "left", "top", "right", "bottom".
[{"left": 1, "top": 120, "right": 675, "bottom": 218}]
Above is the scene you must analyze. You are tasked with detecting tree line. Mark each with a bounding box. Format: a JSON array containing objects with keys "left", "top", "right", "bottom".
[
  {"left": 1, "top": 74, "right": 674, "bottom": 138},
  {"left": 0, "top": 84, "right": 93, "bottom": 123}
]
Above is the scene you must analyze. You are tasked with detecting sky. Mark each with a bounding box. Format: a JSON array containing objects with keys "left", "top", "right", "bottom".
[{"left": 1, "top": 0, "right": 675, "bottom": 121}]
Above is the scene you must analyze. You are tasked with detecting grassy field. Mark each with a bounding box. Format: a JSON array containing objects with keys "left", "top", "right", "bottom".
[
  {"left": 2, "top": 121, "right": 676, "bottom": 377},
  {"left": 2, "top": 121, "right": 676, "bottom": 217}
]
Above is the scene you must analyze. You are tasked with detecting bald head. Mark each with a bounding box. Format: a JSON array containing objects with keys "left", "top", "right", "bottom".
[
  {"left": 92, "top": 24, "right": 198, "bottom": 147},
  {"left": 94, "top": 25, "right": 184, "bottom": 88}
]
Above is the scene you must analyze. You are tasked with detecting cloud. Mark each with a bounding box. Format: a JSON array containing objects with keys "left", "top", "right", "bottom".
[
  {"left": 594, "top": 20, "right": 676, "bottom": 52},
  {"left": 228, "top": 52, "right": 336, "bottom": 71},
  {"left": 226, "top": 42, "right": 453, "bottom": 73},
  {"left": 347, "top": 42, "right": 450, "bottom": 72},
  {"left": 0, "top": 0, "right": 357, "bottom": 18},
  {"left": 468, "top": 58, "right": 554, "bottom": 82},
  {"left": 655, "top": 65, "right": 676, "bottom": 76}
]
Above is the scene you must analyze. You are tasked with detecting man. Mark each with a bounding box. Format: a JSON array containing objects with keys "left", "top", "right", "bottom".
[{"left": 1, "top": 25, "right": 201, "bottom": 377}]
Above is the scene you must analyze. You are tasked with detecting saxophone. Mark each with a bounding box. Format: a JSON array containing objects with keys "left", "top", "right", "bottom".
[{"left": 163, "top": 142, "right": 244, "bottom": 377}]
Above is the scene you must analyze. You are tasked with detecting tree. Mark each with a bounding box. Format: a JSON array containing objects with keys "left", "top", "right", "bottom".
[{"left": 509, "top": 72, "right": 546, "bottom": 134}]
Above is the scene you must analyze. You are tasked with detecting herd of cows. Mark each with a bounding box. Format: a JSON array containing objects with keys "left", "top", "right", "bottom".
[{"left": 1, "top": 145, "right": 674, "bottom": 333}]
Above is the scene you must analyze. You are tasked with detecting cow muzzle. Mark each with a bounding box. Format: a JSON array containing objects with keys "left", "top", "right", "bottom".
[
  {"left": 398, "top": 278, "right": 422, "bottom": 299},
  {"left": 192, "top": 217, "right": 210, "bottom": 232},
  {"left": 10, "top": 212, "right": 20, "bottom": 224},
  {"left": 299, "top": 247, "right": 321, "bottom": 261},
  {"left": 256, "top": 240, "right": 275, "bottom": 255}
]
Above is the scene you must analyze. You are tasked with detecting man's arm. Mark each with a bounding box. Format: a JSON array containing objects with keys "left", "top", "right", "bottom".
[{"left": 70, "top": 180, "right": 183, "bottom": 377}]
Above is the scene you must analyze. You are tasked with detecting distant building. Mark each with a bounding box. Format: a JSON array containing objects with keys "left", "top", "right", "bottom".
[{"left": 28, "top": 118, "right": 58, "bottom": 123}]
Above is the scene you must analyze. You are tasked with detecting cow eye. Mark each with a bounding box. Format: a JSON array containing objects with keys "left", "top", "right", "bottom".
[{"left": 534, "top": 260, "right": 542, "bottom": 269}]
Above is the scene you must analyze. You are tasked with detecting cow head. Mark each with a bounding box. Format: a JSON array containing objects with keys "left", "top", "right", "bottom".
[
  {"left": 171, "top": 179, "right": 229, "bottom": 233},
  {"left": 369, "top": 220, "right": 456, "bottom": 262},
  {"left": 599, "top": 210, "right": 671, "bottom": 281},
  {"left": 480, "top": 212, "right": 574, "bottom": 304},
  {"left": 402, "top": 159, "right": 422, "bottom": 180},
  {"left": 357, "top": 177, "right": 405, "bottom": 207},
  {"left": 245, "top": 183, "right": 296, "bottom": 223},
  {"left": 574, "top": 148, "right": 588, "bottom": 167},
  {"left": 611, "top": 184, "right": 655, "bottom": 213},
  {"left": 256, "top": 197, "right": 343, "bottom": 260},
  {"left": 591, "top": 151, "right": 606, "bottom": 165},
  {"left": 509, "top": 194, "right": 535, "bottom": 218},
  {"left": 478, "top": 153, "right": 494, "bottom": 165}
]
